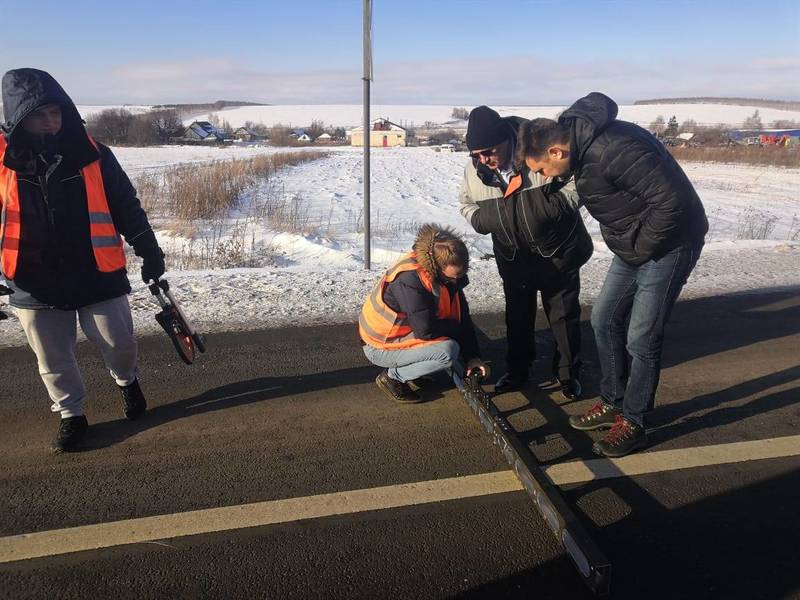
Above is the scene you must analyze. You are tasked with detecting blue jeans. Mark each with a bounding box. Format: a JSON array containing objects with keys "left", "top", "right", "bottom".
[
  {"left": 591, "top": 246, "right": 701, "bottom": 426},
  {"left": 362, "top": 339, "right": 466, "bottom": 390}
]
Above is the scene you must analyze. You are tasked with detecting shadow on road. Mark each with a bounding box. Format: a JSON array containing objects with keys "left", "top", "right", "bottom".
[
  {"left": 451, "top": 467, "right": 800, "bottom": 599},
  {"left": 84, "top": 364, "right": 379, "bottom": 449}
]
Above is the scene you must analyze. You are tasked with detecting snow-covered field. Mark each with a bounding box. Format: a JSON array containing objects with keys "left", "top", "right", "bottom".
[
  {"left": 180, "top": 103, "right": 800, "bottom": 130},
  {"left": 72, "top": 102, "right": 800, "bottom": 130},
  {"left": 1, "top": 145, "right": 798, "bottom": 348}
]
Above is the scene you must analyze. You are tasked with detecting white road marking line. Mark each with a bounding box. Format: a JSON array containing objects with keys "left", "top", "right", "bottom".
[
  {"left": 2, "top": 434, "right": 799, "bottom": 564},
  {"left": 542, "top": 434, "right": 800, "bottom": 485},
  {"left": 0, "top": 471, "right": 521, "bottom": 564}
]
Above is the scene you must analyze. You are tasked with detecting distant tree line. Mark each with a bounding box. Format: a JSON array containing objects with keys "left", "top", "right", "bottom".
[
  {"left": 86, "top": 108, "right": 184, "bottom": 146},
  {"left": 151, "top": 100, "right": 268, "bottom": 117},
  {"left": 636, "top": 98, "right": 800, "bottom": 111}
]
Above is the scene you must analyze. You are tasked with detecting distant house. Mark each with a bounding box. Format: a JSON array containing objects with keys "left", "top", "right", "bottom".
[
  {"left": 315, "top": 132, "right": 333, "bottom": 143},
  {"left": 728, "top": 128, "right": 800, "bottom": 146},
  {"left": 290, "top": 128, "right": 314, "bottom": 143},
  {"left": 184, "top": 121, "right": 226, "bottom": 142},
  {"left": 232, "top": 126, "right": 265, "bottom": 142},
  {"left": 348, "top": 118, "right": 406, "bottom": 147}
]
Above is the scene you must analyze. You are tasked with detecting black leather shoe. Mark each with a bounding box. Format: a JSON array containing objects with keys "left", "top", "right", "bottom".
[
  {"left": 51, "top": 415, "right": 88, "bottom": 453},
  {"left": 119, "top": 379, "right": 147, "bottom": 420},
  {"left": 558, "top": 378, "right": 582, "bottom": 401},
  {"left": 493, "top": 371, "right": 529, "bottom": 394}
]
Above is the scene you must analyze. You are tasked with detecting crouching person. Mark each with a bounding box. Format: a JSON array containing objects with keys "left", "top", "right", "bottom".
[
  {"left": 0, "top": 68, "right": 166, "bottom": 452},
  {"left": 359, "top": 224, "right": 488, "bottom": 403}
]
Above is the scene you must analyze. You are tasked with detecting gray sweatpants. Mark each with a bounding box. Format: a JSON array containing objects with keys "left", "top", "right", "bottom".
[{"left": 17, "top": 295, "right": 138, "bottom": 419}]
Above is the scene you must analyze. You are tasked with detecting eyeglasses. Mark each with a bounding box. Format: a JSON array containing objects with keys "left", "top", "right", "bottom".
[{"left": 471, "top": 147, "right": 498, "bottom": 159}]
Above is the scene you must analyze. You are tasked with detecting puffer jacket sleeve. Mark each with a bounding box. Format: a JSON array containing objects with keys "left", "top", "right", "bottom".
[
  {"left": 459, "top": 162, "right": 507, "bottom": 236},
  {"left": 97, "top": 143, "right": 154, "bottom": 246},
  {"left": 600, "top": 136, "right": 690, "bottom": 263}
]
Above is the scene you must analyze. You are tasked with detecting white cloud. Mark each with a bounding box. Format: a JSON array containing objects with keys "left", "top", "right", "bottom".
[{"left": 37, "top": 54, "right": 800, "bottom": 105}]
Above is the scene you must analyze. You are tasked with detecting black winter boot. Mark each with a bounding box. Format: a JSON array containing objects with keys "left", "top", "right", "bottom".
[
  {"left": 51, "top": 415, "right": 88, "bottom": 453},
  {"left": 493, "top": 371, "right": 529, "bottom": 394},
  {"left": 119, "top": 379, "right": 147, "bottom": 420}
]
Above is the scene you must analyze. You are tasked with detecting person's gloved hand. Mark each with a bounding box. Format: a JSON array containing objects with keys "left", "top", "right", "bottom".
[
  {"left": 132, "top": 230, "right": 166, "bottom": 283},
  {"left": 466, "top": 358, "right": 490, "bottom": 380},
  {"left": 141, "top": 247, "right": 165, "bottom": 283}
]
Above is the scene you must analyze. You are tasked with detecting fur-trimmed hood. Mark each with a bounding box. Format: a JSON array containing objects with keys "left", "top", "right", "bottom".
[
  {"left": 413, "top": 223, "right": 442, "bottom": 276},
  {"left": 412, "top": 222, "right": 469, "bottom": 280}
]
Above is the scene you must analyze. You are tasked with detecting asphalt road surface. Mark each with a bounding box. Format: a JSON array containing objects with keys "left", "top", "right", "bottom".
[{"left": 1, "top": 289, "right": 798, "bottom": 599}]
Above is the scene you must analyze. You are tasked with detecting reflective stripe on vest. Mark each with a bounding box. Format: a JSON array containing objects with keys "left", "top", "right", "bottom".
[
  {"left": 0, "top": 134, "right": 126, "bottom": 279},
  {"left": 358, "top": 252, "right": 461, "bottom": 350}
]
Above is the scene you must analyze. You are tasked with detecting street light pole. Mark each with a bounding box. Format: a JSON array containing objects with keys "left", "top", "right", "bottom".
[{"left": 362, "top": 0, "right": 372, "bottom": 270}]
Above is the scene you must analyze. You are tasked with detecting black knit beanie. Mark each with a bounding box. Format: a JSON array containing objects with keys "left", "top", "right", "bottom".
[{"left": 466, "top": 105, "right": 509, "bottom": 150}]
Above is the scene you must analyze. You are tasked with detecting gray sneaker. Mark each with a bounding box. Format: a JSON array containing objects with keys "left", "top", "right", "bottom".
[
  {"left": 592, "top": 416, "right": 647, "bottom": 458},
  {"left": 569, "top": 401, "right": 621, "bottom": 431}
]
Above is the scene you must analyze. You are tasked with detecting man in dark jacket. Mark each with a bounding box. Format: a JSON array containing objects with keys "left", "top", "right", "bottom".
[
  {"left": 0, "top": 68, "right": 166, "bottom": 452},
  {"left": 518, "top": 92, "right": 707, "bottom": 457},
  {"left": 459, "top": 106, "right": 593, "bottom": 398},
  {"left": 359, "top": 224, "right": 488, "bottom": 403}
]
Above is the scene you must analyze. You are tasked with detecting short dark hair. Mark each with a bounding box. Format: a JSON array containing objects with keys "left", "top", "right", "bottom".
[{"left": 516, "top": 118, "right": 570, "bottom": 165}]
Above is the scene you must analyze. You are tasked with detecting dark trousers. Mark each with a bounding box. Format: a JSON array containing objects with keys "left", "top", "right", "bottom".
[
  {"left": 590, "top": 245, "right": 701, "bottom": 426},
  {"left": 502, "top": 266, "right": 582, "bottom": 382}
]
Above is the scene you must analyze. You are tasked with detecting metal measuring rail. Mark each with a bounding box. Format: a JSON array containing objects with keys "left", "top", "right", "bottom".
[{"left": 462, "top": 374, "right": 611, "bottom": 596}]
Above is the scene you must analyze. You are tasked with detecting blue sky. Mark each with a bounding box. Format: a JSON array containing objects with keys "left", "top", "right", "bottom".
[{"left": 1, "top": 0, "right": 798, "bottom": 104}]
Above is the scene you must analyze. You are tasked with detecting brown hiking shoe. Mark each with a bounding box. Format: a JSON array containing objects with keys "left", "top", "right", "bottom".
[
  {"left": 592, "top": 415, "right": 647, "bottom": 458},
  {"left": 569, "top": 401, "right": 621, "bottom": 431},
  {"left": 375, "top": 370, "right": 422, "bottom": 404}
]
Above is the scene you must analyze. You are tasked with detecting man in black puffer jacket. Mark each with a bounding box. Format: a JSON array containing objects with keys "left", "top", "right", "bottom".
[
  {"left": 459, "top": 106, "right": 593, "bottom": 399},
  {"left": 0, "top": 68, "right": 166, "bottom": 452},
  {"left": 518, "top": 92, "right": 707, "bottom": 457}
]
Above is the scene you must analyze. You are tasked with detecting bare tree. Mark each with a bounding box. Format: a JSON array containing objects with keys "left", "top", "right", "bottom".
[
  {"left": 269, "top": 123, "right": 294, "bottom": 146},
  {"left": 306, "top": 119, "right": 326, "bottom": 139},
  {"left": 648, "top": 115, "right": 666, "bottom": 136},
  {"left": 244, "top": 120, "right": 270, "bottom": 136},
  {"left": 770, "top": 119, "right": 799, "bottom": 129},
  {"left": 742, "top": 110, "right": 763, "bottom": 130},
  {"left": 149, "top": 109, "right": 184, "bottom": 142},
  {"left": 86, "top": 108, "right": 135, "bottom": 145},
  {"left": 452, "top": 107, "right": 470, "bottom": 120},
  {"left": 127, "top": 116, "right": 158, "bottom": 146},
  {"left": 428, "top": 128, "right": 459, "bottom": 145}
]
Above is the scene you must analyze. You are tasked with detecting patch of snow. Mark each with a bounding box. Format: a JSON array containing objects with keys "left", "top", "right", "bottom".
[{"left": 2, "top": 145, "right": 798, "bottom": 348}]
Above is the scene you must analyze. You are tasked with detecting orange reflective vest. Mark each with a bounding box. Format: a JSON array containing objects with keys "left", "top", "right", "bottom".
[
  {"left": 0, "top": 134, "right": 126, "bottom": 280},
  {"left": 359, "top": 252, "right": 461, "bottom": 350}
]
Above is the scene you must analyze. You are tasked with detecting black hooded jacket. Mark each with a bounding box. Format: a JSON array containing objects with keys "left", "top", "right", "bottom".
[
  {"left": 460, "top": 116, "right": 593, "bottom": 280},
  {"left": 1, "top": 68, "right": 154, "bottom": 309},
  {"left": 559, "top": 93, "right": 707, "bottom": 266}
]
